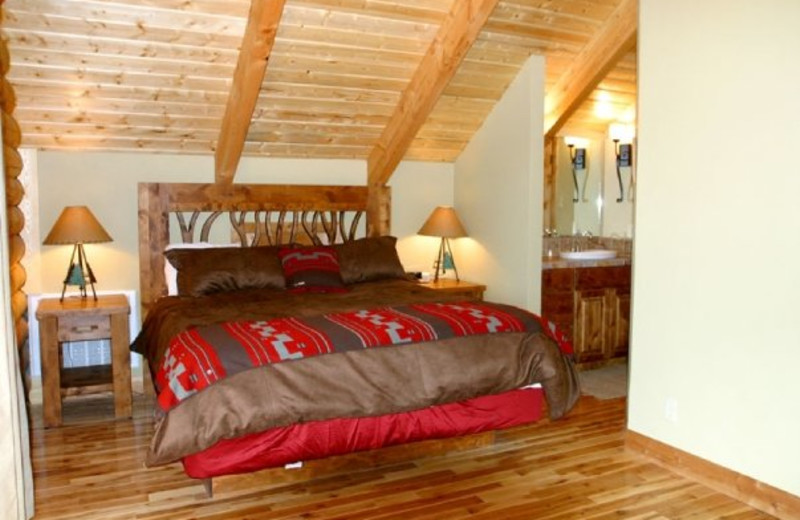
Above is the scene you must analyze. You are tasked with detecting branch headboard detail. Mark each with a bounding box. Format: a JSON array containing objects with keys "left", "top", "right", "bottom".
[{"left": 138, "top": 183, "right": 390, "bottom": 310}]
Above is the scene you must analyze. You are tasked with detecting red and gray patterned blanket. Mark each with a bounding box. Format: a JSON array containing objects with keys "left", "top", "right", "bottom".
[{"left": 155, "top": 301, "right": 572, "bottom": 411}]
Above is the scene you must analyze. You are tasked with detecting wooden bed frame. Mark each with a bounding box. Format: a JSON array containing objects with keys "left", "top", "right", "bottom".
[
  {"left": 137, "top": 182, "right": 390, "bottom": 311},
  {"left": 136, "top": 181, "right": 503, "bottom": 497}
]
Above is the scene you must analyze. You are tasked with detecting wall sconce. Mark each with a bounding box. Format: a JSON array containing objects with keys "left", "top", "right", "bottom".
[
  {"left": 613, "top": 140, "right": 633, "bottom": 202},
  {"left": 564, "top": 136, "right": 589, "bottom": 202},
  {"left": 43, "top": 206, "right": 112, "bottom": 300},
  {"left": 418, "top": 206, "right": 467, "bottom": 282},
  {"left": 609, "top": 123, "right": 635, "bottom": 203}
]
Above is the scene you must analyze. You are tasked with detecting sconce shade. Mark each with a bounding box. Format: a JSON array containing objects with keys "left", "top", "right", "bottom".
[
  {"left": 417, "top": 206, "right": 467, "bottom": 238},
  {"left": 564, "top": 136, "right": 589, "bottom": 148},
  {"left": 609, "top": 123, "right": 636, "bottom": 143},
  {"left": 43, "top": 206, "right": 112, "bottom": 245}
]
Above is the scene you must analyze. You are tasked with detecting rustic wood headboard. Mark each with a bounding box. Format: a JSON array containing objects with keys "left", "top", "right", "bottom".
[{"left": 138, "top": 183, "right": 390, "bottom": 310}]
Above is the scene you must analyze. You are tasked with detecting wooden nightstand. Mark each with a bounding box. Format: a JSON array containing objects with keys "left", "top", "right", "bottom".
[
  {"left": 421, "top": 279, "right": 486, "bottom": 300},
  {"left": 36, "top": 294, "right": 131, "bottom": 427}
]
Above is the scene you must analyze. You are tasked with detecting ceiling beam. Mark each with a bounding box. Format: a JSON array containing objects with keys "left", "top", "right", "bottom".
[
  {"left": 543, "top": 0, "right": 637, "bottom": 138},
  {"left": 367, "top": 0, "right": 500, "bottom": 186},
  {"left": 215, "top": 0, "right": 286, "bottom": 185}
]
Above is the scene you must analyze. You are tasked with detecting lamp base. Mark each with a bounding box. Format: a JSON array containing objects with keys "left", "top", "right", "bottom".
[
  {"left": 60, "top": 243, "right": 99, "bottom": 301},
  {"left": 433, "top": 237, "right": 460, "bottom": 283}
]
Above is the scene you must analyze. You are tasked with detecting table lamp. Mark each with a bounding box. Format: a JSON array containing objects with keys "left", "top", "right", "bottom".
[
  {"left": 418, "top": 206, "right": 467, "bottom": 282},
  {"left": 43, "top": 206, "right": 112, "bottom": 301}
]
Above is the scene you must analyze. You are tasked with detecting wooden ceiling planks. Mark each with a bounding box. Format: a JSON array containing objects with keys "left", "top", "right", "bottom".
[
  {"left": 367, "top": 0, "right": 501, "bottom": 185},
  {"left": 406, "top": 0, "right": 624, "bottom": 163},
  {"left": 543, "top": 0, "right": 636, "bottom": 137},
  {"left": 1, "top": 0, "right": 636, "bottom": 166}
]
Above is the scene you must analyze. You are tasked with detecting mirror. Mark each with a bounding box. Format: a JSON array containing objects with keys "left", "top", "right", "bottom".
[
  {"left": 550, "top": 130, "right": 635, "bottom": 238},
  {"left": 553, "top": 135, "right": 603, "bottom": 236}
]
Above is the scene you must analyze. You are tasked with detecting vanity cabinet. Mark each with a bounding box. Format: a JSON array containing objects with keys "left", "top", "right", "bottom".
[{"left": 542, "top": 265, "right": 631, "bottom": 367}]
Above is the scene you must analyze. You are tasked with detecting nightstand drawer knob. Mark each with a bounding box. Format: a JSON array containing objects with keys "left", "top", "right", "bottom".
[{"left": 72, "top": 325, "right": 98, "bottom": 333}]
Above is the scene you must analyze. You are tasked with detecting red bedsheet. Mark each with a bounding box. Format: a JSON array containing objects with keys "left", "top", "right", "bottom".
[{"left": 183, "top": 386, "right": 544, "bottom": 479}]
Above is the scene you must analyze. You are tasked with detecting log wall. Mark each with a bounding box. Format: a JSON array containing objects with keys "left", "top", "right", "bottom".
[{"left": 1, "top": 0, "right": 29, "bottom": 395}]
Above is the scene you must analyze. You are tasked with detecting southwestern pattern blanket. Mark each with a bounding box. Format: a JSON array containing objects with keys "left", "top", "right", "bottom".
[{"left": 156, "top": 301, "right": 570, "bottom": 411}]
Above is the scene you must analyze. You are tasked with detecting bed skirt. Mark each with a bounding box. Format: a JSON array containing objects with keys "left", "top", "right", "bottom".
[{"left": 183, "top": 386, "right": 544, "bottom": 479}]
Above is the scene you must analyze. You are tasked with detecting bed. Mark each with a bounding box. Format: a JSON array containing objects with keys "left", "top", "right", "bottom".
[{"left": 134, "top": 182, "right": 580, "bottom": 494}]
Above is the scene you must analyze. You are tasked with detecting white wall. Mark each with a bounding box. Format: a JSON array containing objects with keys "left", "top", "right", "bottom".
[
  {"left": 29, "top": 152, "right": 453, "bottom": 298},
  {"left": 389, "top": 161, "right": 456, "bottom": 274},
  {"left": 454, "top": 54, "right": 545, "bottom": 310},
  {"left": 630, "top": 0, "right": 800, "bottom": 496}
]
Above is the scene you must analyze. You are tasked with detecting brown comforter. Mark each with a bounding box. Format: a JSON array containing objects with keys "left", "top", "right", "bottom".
[{"left": 133, "top": 279, "right": 580, "bottom": 466}]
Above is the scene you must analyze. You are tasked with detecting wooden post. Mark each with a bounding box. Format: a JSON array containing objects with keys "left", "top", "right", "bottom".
[
  {"left": 39, "top": 315, "right": 61, "bottom": 428},
  {"left": 110, "top": 311, "right": 132, "bottom": 419},
  {"left": 543, "top": 135, "right": 556, "bottom": 232},
  {"left": 366, "top": 184, "right": 391, "bottom": 237},
  {"left": 138, "top": 183, "right": 170, "bottom": 311}
]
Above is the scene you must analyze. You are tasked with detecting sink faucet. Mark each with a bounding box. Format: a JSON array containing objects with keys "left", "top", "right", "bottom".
[
  {"left": 544, "top": 228, "right": 559, "bottom": 237},
  {"left": 571, "top": 230, "right": 593, "bottom": 252}
]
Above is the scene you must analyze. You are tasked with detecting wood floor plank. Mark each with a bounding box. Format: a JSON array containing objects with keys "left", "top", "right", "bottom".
[{"left": 27, "top": 393, "right": 776, "bottom": 519}]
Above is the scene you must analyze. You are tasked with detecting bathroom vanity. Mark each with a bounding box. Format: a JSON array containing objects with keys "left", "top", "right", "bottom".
[{"left": 542, "top": 258, "right": 631, "bottom": 368}]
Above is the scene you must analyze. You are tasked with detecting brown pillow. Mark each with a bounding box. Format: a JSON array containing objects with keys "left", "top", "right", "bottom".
[
  {"left": 335, "top": 236, "right": 406, "bottom": 284},
  {"left": 164, "top": 246, "right": 285, "bottom": 296}
]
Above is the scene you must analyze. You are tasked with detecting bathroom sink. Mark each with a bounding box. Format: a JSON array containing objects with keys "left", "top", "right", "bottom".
[{"left": 559, "top": 249, "right": 617, "bottom": 261}]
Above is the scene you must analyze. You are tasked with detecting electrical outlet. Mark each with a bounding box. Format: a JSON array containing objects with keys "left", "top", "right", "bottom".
[{"left": 664, "top": 398, "right": 679, "bottom": 423}]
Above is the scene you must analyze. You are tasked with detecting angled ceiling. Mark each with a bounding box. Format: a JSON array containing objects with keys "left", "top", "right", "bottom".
[{"left": 1, "top": 0, "right": 637, "bottom": 173}]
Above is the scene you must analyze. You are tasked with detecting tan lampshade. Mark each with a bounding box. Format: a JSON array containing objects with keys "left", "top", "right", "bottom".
[
  {"left": 418, "top": 206, "right": 467, "bottom": 238},
  {"left": 43, "top": 206, "right": 112, "bottom": 245}
]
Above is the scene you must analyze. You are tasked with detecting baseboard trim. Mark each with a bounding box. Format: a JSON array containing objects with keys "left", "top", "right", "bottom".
[{"left": 625, "top": 430, "right": 800, "bottom": 520}]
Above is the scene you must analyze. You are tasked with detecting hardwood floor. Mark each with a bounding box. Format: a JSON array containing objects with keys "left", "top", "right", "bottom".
[{"left": 28, "top": 393, "right": 774, "bottom": 519}]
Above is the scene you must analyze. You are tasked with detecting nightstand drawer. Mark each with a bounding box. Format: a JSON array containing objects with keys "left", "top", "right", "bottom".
[{"left": 57, "top": 314, "right": 111, "bottom": 342}]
